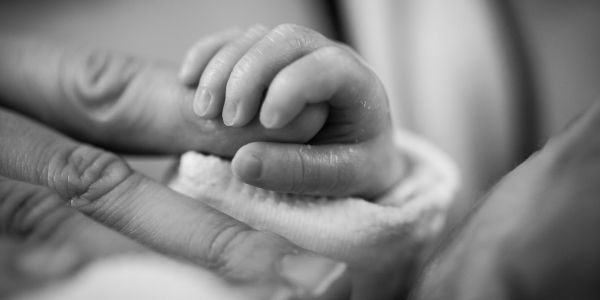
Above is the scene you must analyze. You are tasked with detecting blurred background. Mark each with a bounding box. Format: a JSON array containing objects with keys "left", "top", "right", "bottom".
[{"left": 1, "top": 0, "right": 599, "bottom": 210}]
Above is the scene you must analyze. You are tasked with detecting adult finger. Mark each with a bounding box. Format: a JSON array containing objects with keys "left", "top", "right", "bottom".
[
  {"left": 224, "top": 24, "right": 333, "bottom": 127},
  {"left": 0, "top": 35, "right": 325, "bottom": 156},
  {"left": 0, "top": 176, "right": 146, "bottom": 259},
  {"left": 0, "top": 108, "right": 333, "bottom": 288},
  {"left": 0, "top": 237, "right": 84, "bottom": 298},
  {"left": 231, "top": 132, "right": 406, "bottom": 199},
  {"left": 196, "top": 25, "right": 269, "bottom": 120},
  {"left": 178, "top": 28, "right": 243, "bottom": 85}
]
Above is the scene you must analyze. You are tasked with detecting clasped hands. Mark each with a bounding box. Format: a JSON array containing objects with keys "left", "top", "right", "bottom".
[
  {"left": 0, "top": 24, "right": 403, "bottom": 299},
  {"left": 4, "top": 23, "right": 598, "bottom": 300}
]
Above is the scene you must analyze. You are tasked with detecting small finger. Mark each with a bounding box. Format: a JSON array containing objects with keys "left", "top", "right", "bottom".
[
  {"left": 179, "top": 28, "right": 243, "bottom": 85},
  {"left": 195, "top": 25, "right": 269, "bottom": 120},
  {"left": 223, "top": 24, "right": 333, "bottom": 127},
  {"left": 260, "top": 45, "right": 384, "bottom": 131},
  {"left": 231, "top": 134, "right": 404, "bottom": 198}
]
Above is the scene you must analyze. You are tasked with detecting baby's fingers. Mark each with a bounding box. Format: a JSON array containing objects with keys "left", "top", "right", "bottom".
[
  {"left": 195, "top": 25, "right": 269, "bottom": 119},
  {"left": 179, "top": 28, "right": 243, "bottom": 85},
  {"left": 260, "top": 46, "right": 386, "bottom": 134},
  {"left": 223, "top": 24, "right": 333, "bottom": 127}
]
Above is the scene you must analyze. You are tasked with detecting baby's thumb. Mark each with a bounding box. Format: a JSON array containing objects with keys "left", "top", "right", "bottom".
[{"left": 231, "top": 137, "right": 403, "bottom": 198}]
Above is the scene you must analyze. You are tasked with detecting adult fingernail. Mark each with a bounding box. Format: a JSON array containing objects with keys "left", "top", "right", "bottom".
[
  {"left": 233, "top": 153, "right": 262, "bottom": 180},
  {"left": 193, "top": 88, "right": 213, "bottom": 117},
  {"left": 279, "top": 254, "right": 347, "bottom": 296},
  {"left": 222, "top": 104, "right": 239, "bottom": 126}
]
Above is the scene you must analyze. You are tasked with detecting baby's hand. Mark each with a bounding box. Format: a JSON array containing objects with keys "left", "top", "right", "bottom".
[{"left": 178, "top": 24, "right": 405, "bottom": 199}]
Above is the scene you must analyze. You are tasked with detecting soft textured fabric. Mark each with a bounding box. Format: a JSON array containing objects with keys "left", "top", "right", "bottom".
[
  {"left": 169, "top": 130, "right": 459, "bottom": 272},
  {"left": 12, "top": 130, "right": 457, "bottom": 300}
]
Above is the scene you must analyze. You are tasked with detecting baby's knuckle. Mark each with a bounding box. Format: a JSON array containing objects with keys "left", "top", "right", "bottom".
[
  {"left": 271, "top": 24, "right": 322, "bottom": 49},
  {"left": 272, "top": 23, "right": 302, "bottom": 35},
  {"left": 317, "top": 45, "right": 351, "bottom": 62}
]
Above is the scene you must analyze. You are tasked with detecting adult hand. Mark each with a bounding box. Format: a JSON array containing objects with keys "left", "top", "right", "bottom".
[
  {"left": 0, "top": 177, "right": 148, "bottom": 298},
  {"left": 0, "top": 34, "right": 332, "bottom": 295},
  {"left": 412, "top": 103, "right": 600, "bottom": 299}
]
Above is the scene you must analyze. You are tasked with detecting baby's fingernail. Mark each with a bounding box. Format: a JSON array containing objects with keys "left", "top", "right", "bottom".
[
  {"left": 261, "top": 112, "right": 281, "bottom": 129},
  {"left": 279, "top": 254, "right": 346, "bottom": 297},
  {"left": 234, "top": 153, "right": 262, "bottom": 180},
  {"left": 222, "top": 104, "right": 238, "bottom": 126},
  {"left": 193, "top": 88, "right": 213, "bottom": 117}
]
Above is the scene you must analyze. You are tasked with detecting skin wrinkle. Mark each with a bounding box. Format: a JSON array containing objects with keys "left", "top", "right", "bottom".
[
  {"left": 79, "top": 171, "right": 139, "bottom": 228},
  {"left": 205, "top": 223, "right": 251, "bottom": 275},
  {"left": 199, "top": 25, "right": 269, "bottom": 102},
  {"left": 73, "top": 51, "right": 139, "bottom": 115},
  {"left": 272, "top": 24, "right": 319, "bottom": 51},
  {"left": 27, "top": 200, "right": 71, "bottom": 243},
  {"left": 8, "top": 188, "right": 46, "bottom": 237},
  {"left": 1, "top": 30, "right": 417, "bottom": 296},
  {"left": 0, "top": 180, "right": 69, "bottom": 244},
  {"left": 48, "top": 145, "right": 79, "bottom": 199},
  {"left": 43, "top": 144, "right": 133, "bottom": 207},
  {"left": 327, "top": 149, "right": 343, "bottom": 195},
  {"left": 51, "top": 50, "right": 135, "bottom": 144},
  {"left": 293, "top": 147, "right": 306, "bottom": 194},
  {"left": 89, "top": 174, "right": 155, "bottom": 240},
  {"left": 18, "top": 190, "right": 63, "bottom": 240},
  {"left": 0, "top": 180, "right": 28, "bottom": 235}
]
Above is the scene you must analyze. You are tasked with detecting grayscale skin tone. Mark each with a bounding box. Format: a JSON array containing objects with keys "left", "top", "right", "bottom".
[
  {"left": 0, "top": 25, "right": 405, "bottom": 299},
  {"left": 412, "top": 104, "right": 600, "bottom": 300},
  {"left": 179, "top": 24, "right": 405, "bottom": 200},
  {"left": 3, "top": 20, "right": 598, "bottom": 300}
]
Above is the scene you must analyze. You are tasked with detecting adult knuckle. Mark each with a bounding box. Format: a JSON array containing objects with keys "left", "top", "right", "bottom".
[
  {"left": 203, "top": 223, "right": 252, "bottom": 274},
  {"left": 0, "top": 180, "right": 69, "bottom": 240},
  {"left": 47, "top": 145, "right": 132, "bottom": 204},
  {"left": 229, "top": 54, "right": 257, "bottom": 83},
  {"left": 79, "top": 51, "right": 140, "bottom": 104},
  {"left": 60, "top": 50, "right": 141, "bottom": 125}
]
